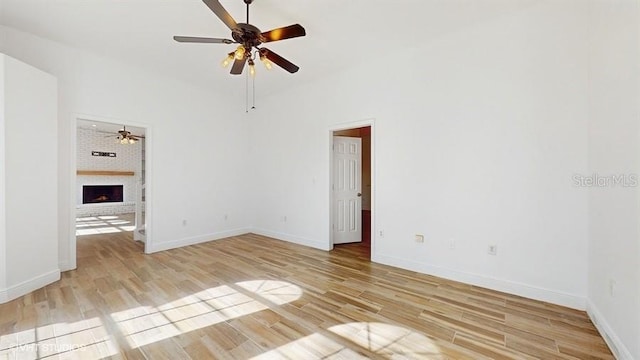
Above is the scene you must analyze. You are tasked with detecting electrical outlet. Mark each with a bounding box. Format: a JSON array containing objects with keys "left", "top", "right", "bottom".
[
  {"left": 415, "top": 234, "right": 424, "bottom": 243},
  {"left": 224, "top": 214, "right": 228, "bottom": 221},
  {"left": 182, "top": 219, "right": 187, "bottom": 226},
  {"left": 379, "top": 230, "right": 384, "bottom": 237},
  {"left": 488, "top": 244, "right": 497, "bottom": 255}
]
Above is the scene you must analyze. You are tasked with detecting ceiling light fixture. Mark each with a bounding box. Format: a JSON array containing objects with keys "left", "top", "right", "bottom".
[
  {"left": 174, "top": 0, "right": 305, "bottom": 78},
  {"left": 221, "top": 52, "right": 234, "bottom": 67},
  {"left": 259, "top": 52, "right": 272, "bottom": 70},
  {"left": 248, "top": 58, "right": 256, "bottom": 77},
  {"left": 222, "top": 48, "right": 273, "bottom": 77},
  {"left": 174, "top": 0, "right": 306, "bottom": 112},
  {"left": 112, "top": 126, "right": 144, "bottom": 145},
  {"left": 234, "top": 45, "right": 246, "bottom": 60}
]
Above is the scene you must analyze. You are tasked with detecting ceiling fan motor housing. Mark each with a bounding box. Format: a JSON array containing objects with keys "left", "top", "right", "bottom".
[{"left": 232, "top": 23, "right": 264, "bottom": 51}]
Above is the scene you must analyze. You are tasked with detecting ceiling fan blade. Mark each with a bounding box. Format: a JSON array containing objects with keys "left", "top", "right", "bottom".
[
  {"left": 173, "top": 36, "right": 234, "bottom": 44},
  {"left": 261, "top": 24, "right": 306, "bottom": 43},
  {"left": 230, "top": 57, "right": 247, "bottom": 75},
  {"left": 202, "top": 0, "right": 238, "bottom": 31},
  {"left": 262, "top": 48, "right": 299, "bottom": 73}
]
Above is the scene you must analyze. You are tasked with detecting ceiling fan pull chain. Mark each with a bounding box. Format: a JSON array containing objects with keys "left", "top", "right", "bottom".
[
  {"left": 252, "top": 78, "right": 256, "bottom": 110},
  {"left": 245, "top": 69, "right": 249, "bottom": 113},
  {"left": 252, "top": 63, "right": 256, "bottom": 110}
]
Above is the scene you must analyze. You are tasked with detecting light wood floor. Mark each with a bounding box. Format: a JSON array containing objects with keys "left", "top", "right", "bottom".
[{"left": 0, "top": 225, "right": 613, "bottom": 359}]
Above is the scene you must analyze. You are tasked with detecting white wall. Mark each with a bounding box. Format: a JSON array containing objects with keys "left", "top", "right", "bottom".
[
  {"left": 0, "top": 26, "right": 252, "bottom": 269},
  {"left": 587, "top": 1, "right": 640, "bottom": 359},
  {"left": 249, "top": 1, "right": 590, "bottom": 308},
  {"left": 1, "top": 54, "right": 59, "bottom": 301},
  {"left": 0, "top": 55, "right": 6, "bottom": 295}
]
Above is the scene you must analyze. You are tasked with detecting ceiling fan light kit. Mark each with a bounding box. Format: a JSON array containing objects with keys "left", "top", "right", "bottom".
[
  {"left": 174, "top": 0, "right": 306, "bottom": 78},
  {"left": 259, "top": 51, "right": 273, "bottom": 70},
  {"left": 112, "top": 126, "right": 144, "bottom": 145}
]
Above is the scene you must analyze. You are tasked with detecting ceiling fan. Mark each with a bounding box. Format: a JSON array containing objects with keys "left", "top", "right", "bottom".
[
  {"left": 173, "top": 0, "right": 306, "bottom": 76},
  {"left": 108, "top": 126, "right": 145, "bottom": 144}
]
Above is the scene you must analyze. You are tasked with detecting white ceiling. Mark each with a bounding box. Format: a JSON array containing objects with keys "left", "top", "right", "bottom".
[
  {"left": 77, "top": 119, "right": 145, "bottom": 136},
  {"left": 0, "top": 0, "right": 537, "bottom": 97}
]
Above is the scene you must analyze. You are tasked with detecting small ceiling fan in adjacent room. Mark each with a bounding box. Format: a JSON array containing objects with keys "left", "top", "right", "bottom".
[
  {"left": 173, "top": 0, "right": 306, "bottom": 76},
  {"left": 108, "top": 126, "right": 145, "bottom": 144}
]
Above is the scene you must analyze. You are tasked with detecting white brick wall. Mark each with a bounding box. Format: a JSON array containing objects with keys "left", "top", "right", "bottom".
[
  {"left": 76, "top": 127, "right": 142, "bottom": 214},
  {"left": 77, "top": 128, "right": 141, "bottom": 171},
  {"left": 76, "top": 202, "right": 136, "bottom": 217}
]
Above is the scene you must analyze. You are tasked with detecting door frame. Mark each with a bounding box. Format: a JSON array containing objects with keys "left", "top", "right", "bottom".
[
  {"left": 329, "top": 119, "right": 375, "bottom": 253},
  {"left": 69, "top": 114, "right": 154, "bottom": 269}
]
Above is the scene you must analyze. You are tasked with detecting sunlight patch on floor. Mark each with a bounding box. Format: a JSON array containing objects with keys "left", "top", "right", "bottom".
[
  {"left": 251, "top": 322, "right": 442, "bottom": 359},
  {"left": 236, "top": 280, "right": 303, "bottom": 305},
  {"left": 329, "top": 322, "right": 443, "bottom": 358},
  {"left": 251, "top": 333, "right": 368, "bottom": 359},
  {"left": 75, "top": 214, "right": 136, "bottom": 236},
  {"left": 0, "top": 317, "right": 118, "bottom": 359},
  {"left": 110, "top": 281, "right": 302, "bottom": 349}
]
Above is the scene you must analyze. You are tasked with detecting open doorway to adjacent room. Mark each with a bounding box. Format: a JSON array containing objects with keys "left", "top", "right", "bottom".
[
  {"left": 331, "top": 125, "right": 373, "bottom": 259},
  {"left": 74, "top": 118, "right": 148, "bottom": 259}
]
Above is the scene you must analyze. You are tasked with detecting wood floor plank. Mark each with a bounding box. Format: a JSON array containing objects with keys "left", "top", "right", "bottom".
[
  {"left": 453, "top": 332, "right": 538, "bottom": 360},
  {"left": 557, "top": 341, "right": 616, "bottom": 360},
  {"left": 505, "top": 336, "right": 576, "bottom": 360},
  {"left": 461, "top": 312, "right": 557, "bottom": 351},
  {"left": 0, "top": 214, "right": 615, "bottom": 359}
]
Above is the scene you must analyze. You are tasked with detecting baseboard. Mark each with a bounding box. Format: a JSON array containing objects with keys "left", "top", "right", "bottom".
[
  {"left": 373, "top": 253, "right": 586, "bottom": 310},
  {"left": 58, "top": 261, "right": 75, "bottom": 272},
  {"left": 0, "top": 269, "right": 60, "bottom": 304},
  {"left": 251, "top": 228, "right": 330, "bottom": 251},
  {"left": 149, "top": 228, "right": 252, "bottom": 253},
  {"left": 587, "top": 300, "right": 634, "bottom": 360}
]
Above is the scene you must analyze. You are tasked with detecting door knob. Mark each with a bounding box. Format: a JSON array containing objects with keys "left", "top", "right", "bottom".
[{"left": 357, "top": 193, "right": 362, "bottom": 197}]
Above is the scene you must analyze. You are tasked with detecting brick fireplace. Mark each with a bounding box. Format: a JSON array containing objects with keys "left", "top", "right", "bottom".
[
  {"left": 82, "top": 184, "right": 124, "bottom": 204},
  {"left": 76, "top": 127, "right": 141, "bottom": 217}
]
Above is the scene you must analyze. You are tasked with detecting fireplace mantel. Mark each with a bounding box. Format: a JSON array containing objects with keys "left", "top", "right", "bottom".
[{"left": 77, "top": 170, "right": 135, "bottom": 176}]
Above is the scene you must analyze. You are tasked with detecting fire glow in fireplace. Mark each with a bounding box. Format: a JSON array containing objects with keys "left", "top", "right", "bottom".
[{"left": 82, "top": 185, "right": 124, "bottom": 204}]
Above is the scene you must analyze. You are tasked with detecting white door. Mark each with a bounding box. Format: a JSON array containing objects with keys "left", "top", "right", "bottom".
[
  {"left": 134, "top": 140, "right": 146, "bottom": 243},
  {"left": 333, "top": 136, "right": 362, "bottom": 244},
  {"left": 134, "top": 181, "right": 146, "bottom": 243}
]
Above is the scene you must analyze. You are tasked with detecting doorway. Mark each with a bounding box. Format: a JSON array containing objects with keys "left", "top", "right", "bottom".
[
  {"left": 331, "top": 124, "right": 373, "bottom": 258},
  {"left": 72, "top": 117, "right": 151, "bottom": 266}
]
